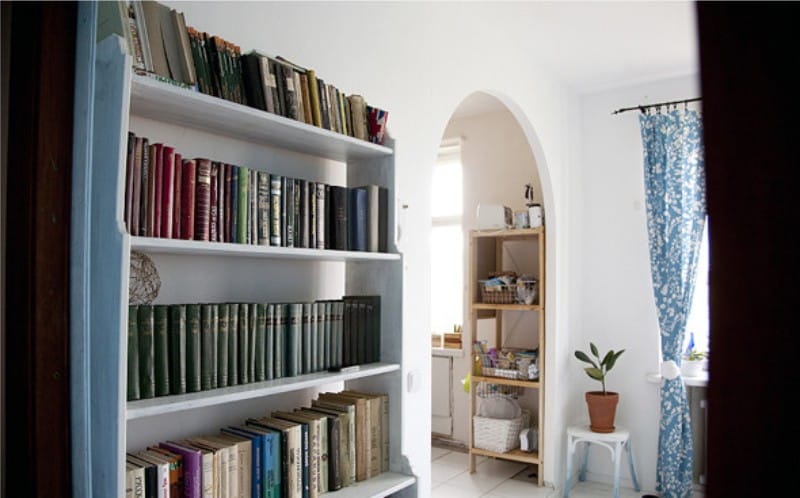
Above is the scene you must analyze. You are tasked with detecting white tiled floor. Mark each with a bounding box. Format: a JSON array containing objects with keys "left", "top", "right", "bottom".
[{"left": 430, "top": 446, "right": 656, "bottom": 498}]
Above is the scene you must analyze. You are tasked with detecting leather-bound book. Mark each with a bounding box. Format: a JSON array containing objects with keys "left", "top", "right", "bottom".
[{"left": 194, "top": 158, "right": 212, "bottom": 241}]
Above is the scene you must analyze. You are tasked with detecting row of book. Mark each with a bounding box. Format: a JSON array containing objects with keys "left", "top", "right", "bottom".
[
  {"left": 128, "top": 297, "right": 381, "bottom": 402},
  {"left": 126, "top": 389, "right": 389, "bottom": 498},
  {"left": 106, "top": 1, "right": 389, "bottom": 144},
  {"left": 124, "top": 132, "right": 389, "bottom": 252}
]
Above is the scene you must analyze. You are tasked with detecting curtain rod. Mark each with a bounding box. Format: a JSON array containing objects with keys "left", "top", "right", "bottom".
[{"left": 612, "top": 97, "right": 702, "bottom": 115}]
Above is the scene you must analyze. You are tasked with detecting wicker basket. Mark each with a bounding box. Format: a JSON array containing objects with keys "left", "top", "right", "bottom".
[
  {"left": 473, "top": 409, "right": 531, "bottom": 453},
  {"left": 479, "top": 281, "right": 516, "bottom": 304}
]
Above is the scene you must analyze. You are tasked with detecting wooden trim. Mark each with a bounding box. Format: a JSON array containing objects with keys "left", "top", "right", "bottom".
[{"left": 4, "top": 3, "right": 76, "bottom": 497}]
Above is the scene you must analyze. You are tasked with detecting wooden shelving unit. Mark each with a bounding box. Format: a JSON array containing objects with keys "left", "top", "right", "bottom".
[{"left": 467, "top": 227, "right": 546, "bottom": 486}]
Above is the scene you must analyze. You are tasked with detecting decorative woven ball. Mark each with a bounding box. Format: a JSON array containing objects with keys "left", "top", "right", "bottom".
[{"left": 129, "top": 251, "right": 160, "bottom": 305}]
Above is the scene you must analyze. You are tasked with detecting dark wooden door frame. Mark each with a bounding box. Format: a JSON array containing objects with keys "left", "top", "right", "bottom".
[{"left": 3, "top": 2, "right": 77, "bottom": 497}]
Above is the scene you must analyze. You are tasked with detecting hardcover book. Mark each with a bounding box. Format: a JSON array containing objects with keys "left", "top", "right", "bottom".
[
  {"left": 128, "top": 305, "right": 140, "bottom": 401},
  {"left": 286, "top": 303, "right": 302, "bottom": 377},
  {"left": 172, "top": 152, "right": 182, "bottom": 239},
  {"left": 217, "top": 303, "right": 229, "bottom": 388},
  {"left": 159, "top": 441, "right": 202, "bottom": 498},
  {"left": 311, "top": 397, "right": 356, "bottom": 484},
  {"left": 168, "top": 304, "right": 186, "bottom": 394},
  {"left": 327, "top": 186, "right": 349, "bottom": 251},
  {"left": 194, "top": 158, "right": 212, "bottom": 241},
  {"left": 318, "top": 392, "right": 369, "bottom": 480},
  {"left": 180, "top": 158, "right": 196, "bottom": 240},
  {"left": 186, "top": 303, "right": 202, "bottom": 392},
  {"left": 220, "top": 427, "right": 263, "bottom": 498},
  {"left": 306, "top": 403, "right": 350, "bottom": 488},
  {"left": 273, "top": 303, "right": 285, "bottom": 378},
  {"left": 131, "top": 136, "right": 144, "bottom": 235},
  {"left": 257, "top": 172, "right": 270, "bottom": 246},
  {"left": 238, "top": 302, "right": 250, "bottom": 384},
  {"left": 247, "top": 417, "right": 302, "bottom": 498},
  {"left": 272, "top": 411, "right": 318, "bottom": 498},
  {"left": 153, "top": 304, "right": 170, "bottom": 397},
  {"left": 161, "top": 146, "right": 176, "bottom": 238},
  {"left": 146, "top": 446, "right": 184, "bottom": 498},
  {"left": 152, "top": 142, "right": 163, "bottom": 238},
  {"left": 237, "top": 166, "right": 249, "bottom": 245},
  {"left": 302, "top": 302, "right": 312, "bottom": 374},
  {"left": 255, "top": 303, "right": 267, "bottom": 382},
  {"left": 210, "top": 162, "right": 219, "bottom": 242},
  {"left": 125, "top": 132, "right": 136, "bottom": 232},
  {"left": 200, "top": 303, "right": 217, "bottom": 391},
  {"left": 265, "top": 303, "right": 275, "bottom": 381},
  {"left": 241, "top": 52, "right": 266, "bottom": 111},
  {"left": 248, "top": 303, "right": 257, "bottom": 382},
  {"left": 299, "top": 407, "right": 341, "bottom": 491},
  {"left": 270, "top": 174, "right": 282, "bottom": 246},
  {"left": 348, "top": 187, "right": 368, "bottom": 252},
  {"left": 137, "top": 304, "right": 155, "bottom": 399}
]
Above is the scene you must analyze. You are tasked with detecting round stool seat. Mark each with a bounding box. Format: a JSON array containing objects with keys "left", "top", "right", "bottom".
[{"left": 563, "top": 425, "right": 640, "bottom": 498}]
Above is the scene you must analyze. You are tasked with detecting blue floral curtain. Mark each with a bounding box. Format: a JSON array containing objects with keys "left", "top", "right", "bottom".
[{"left": 640, "top": 108, "right": 705, "bottom": 498}]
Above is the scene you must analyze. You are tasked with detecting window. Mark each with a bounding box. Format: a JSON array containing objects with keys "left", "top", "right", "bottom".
[
  {"left": 684, "top": 220, "right": 709, "bottom": 355},
  {"left": 430, "top": 140, "right": 463, "bottom": 334}
]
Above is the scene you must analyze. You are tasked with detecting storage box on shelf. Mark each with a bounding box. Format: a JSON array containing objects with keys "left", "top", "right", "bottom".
[
  {"left": 83, "top": 36, "right": 413, "bottom": 498},
  {"left": 467, "top": 227, "right": 546, "bottom": 484}
]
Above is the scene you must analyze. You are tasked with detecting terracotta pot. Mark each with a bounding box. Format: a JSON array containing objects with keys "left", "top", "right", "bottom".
[{"left": 585, "top": 391, "right": 619, "bottom": 433}]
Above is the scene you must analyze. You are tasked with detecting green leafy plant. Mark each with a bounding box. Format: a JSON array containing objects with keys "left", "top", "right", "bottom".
[
  {"left": 684, "top": 348, "right": 707, "bottom": 361},
  {"left": 574, "top": 342, "right": 625, "bottom": 394}
]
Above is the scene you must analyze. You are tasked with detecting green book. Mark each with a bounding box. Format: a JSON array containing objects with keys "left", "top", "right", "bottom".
[
  {"left": 315, "top": 302, "right": 324, "bottom": 371},
  {"left": 228, "top": 303, "right": 239, "bottom": 385},
  {"left": 153, "top": 305, "right": 170, "bottom": 397},
  {"left": 274, "top": 303, "right": 285, "bottom": 378},
  {"left": 238, "top": 167, "right": 249, "bottom": 245},
  {"left": 127, "top": 305, "right": 140, "bottom": 401},
  {"left": 168, "top": 304, "right": 186, "bottom": 394},
  {"left": 302, "top": 302, "right": 312, "bottom": 374},
  {"left": 308, "top": 302, "right": 317, "bottom": 372},
  {"left": 255, "top": 303, "right": 267, "bottom": 382},
  {"left": 287, "top": 303, "right": 302, "bottom": 377},
  {"left": 217, "top": 303, "right": 229, "bottom": 388},
  {"left": 200, "top": 303, "right": 215, "bottom": 391},
  {"left": 249, "top": 303, "right": 257, "bottom": 382},
  {"left": 210, "top": 304, "right": 219, "bottom": 388},
  {"left": 239, "top": 302, "right": 250, "bottom": 384},
  {"left": 137, "top": 305, "right": 155, "bottom": 399},
  {"left": 186, "top": 303, "right": 202, "bottom": 392},
  {"left": 265, "top": 303, "right": 275, "bottom": 381}
]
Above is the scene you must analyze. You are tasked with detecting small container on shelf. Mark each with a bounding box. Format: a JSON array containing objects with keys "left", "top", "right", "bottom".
[{"left": 479, "top": 272, "right": 538, "bottom": 305}]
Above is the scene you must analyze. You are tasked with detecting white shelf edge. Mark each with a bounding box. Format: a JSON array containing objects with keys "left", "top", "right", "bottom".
[
  {"left": 324, "top": 472, "right": 415, "bottom": 498},
  {"left": 431, "top": 347, "right": 464, "bottom": 358},
  {"left": 127, "top": 362, "right": 400, "bottom": 419},
  {"left": 646, "top": 371, "right": 708, "bottom": 387},
  {"left": 129, "top": 73, "right": 392, "bottom": 162},
  {"left": 130, "top": 236, "right": 401, "bottom": 262}
]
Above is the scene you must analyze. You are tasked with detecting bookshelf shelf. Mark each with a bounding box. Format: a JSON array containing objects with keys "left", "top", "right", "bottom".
[
  {"left": 323, "top": 472, "right": 415, "bottom": 498},
  {"left": 471, "top": 227, "right": 543, "bottom": 239},
  {"left": 471, "top": 303, "right": 542, "bottom": 312},
  {"left": 130, "top": 235, "right": 401, "bottom": 261},
  {"left": 130, "top": 74, "right": 393, "bottom": 162},
  {"left": 471, "top": 375, "right": 540, "bottom": 389},
  {"left": 469, "top": 447, "right": 540, "bottom": 465},
  {"left": 127, "top": 362, "right": 400, "bottom": 419}
]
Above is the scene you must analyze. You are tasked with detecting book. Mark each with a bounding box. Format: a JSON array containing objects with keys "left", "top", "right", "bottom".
[
  {"left": 344, "top": 295, "right": 381, "bottom": 363},
  {"left": 257, "top": 172, "right": 270, "bottom": 246},
  {"left": 272, "top": 411, "right": 319, "bottom": 498},
  {"left": 237, "top": 166, "right": 249, "bottom": 245},
  {"left": 327, "top": 186, "right": 348, "bottom": 251},
  {"left": 226, "top": 424, "right": 280, "bottom": 498},
  {"left": 145, "top": 141, "right": 156, "bottom": 237},
  {"left": 172, "top": 152, "right": 182, "bottom": 238},
  {"left": 315, "top": 183, "right": 326, "bottom": 249},
  {"left": 248, "top": 303, "right": 257, "bottom": 381},
  {"left": 210, "top": 162, "right": 219, "bottom": 242},
  {"left": 212, "top": 432, "right": 252, "bottom": 498},
  {"left": 180, "top": 159, "right": 196, "bottom": 240},
  {"left": 171, "top": 8, "right": 197, "bottom": 85},
  {"left": 168, "top": 304, "right": 186, "bottom": 395},
  {"left": 348, "top": 187, "right": 368, "bottom": 252},
  {"left": 284, "top": 177, "right": 295, "bottom": 247},
  {"left": 137, "top": 304, "right": 155, "bottom": 399},
  {"left": 301, "top": 302, "right": 312, "bottom": 374},
  {"left": 128, "top": 305, "right": 140, "bottom": 401},
  {"left": 315, "top": 302, "right": 325, "bottom": 371},
  {"left": 238, "top": 302, "right": 249, "bottom": 384},
  {"left": 153, "top": 304, "right": 170, "bottom": 397},
  {"left": 186, "top": 303, "right": 201, "bottom": 392},
  {"left": 269, "top": 174, "right": 282, "bottom": 246},
  {"left": 217, "top": 303, "right": 229, "bottom": 388},
  {"left": 160, "top": 440, "right": 204, "bottom": 498},
  {"left": 291, "top": 409, "right": 331, "bottom": 493},
  {"left": 160, "top": 146, "right": 175, "bottom": 238},
  {"left": 250, "top": 171, "right": 258, "bottom": 245},
  {"left": 146, "top": 446, "right": 184, "bottom": 498},
  {"left": 195, "top": 435, "right": 241, "bottom": 498},
  {"left": 340, "top": 390, "right": 384, "bottom": 476},
  {"left": 298, "top": 179, "right": 309, "bottom": 248},
  {"left": 318, "top": 392, "right": 369, "bottom": 480},
  {"left": 255, "top": 303, "right": 267, "bottom": 381},
  {"left": 286, "top": 303, "right": 302, "bottom": 377},
  {"left": 305, "top": 69, "right": 322, "bottom": 128},
  {"left": 240, "top": 51, "right": 265, "bottom": 111},
  {"left": 265, "top": 303, "right": 275, "bottom": 380},
  {"left": 139, "top": 0, "right": 170, "bottom": 78},
  {"left": 347, "top": 95, "right": 368, "bottom": 141},
  {"left": 247, "top": 417, "right": 302, "bottom": 498},
  {"left": 184, "top": 437, "right": 226, "bottom": 498},
  {"left": 299, "top": 407, "right": 341, "bottom": 491},
  {"left": 200, "top": 303, "right": 217, "bottom": 391},
  {"left": 126, "top": 453, "right": 158, "bottom": 498},
  {"left": 227, "top": 303, "right": 239, "bottom": 385},
  {"left": 97, "top": 0, "right": 136, "bottom": 59},
  {"left": 220, "top": 427, "right": 262, "bottom": 498},
  {"left": 298, "top": 72, "right": 312, "bottom": 125},
  {"left": 153, "top": 142, "right": 164, "bottom": 238},
  {"left": 310, "top": 398, "right": 355, "bottom": 485},
  {"left": 195, "top": 158, "right": 212, "bottom": 241},
  {"left": 308, "top": 303, "right": 318, "bottom": 372},
  {"left": 138, "top": 449, "right": 178, "bottom": 498},
  {"left": 126, "top": 460, "right": 146, "bottom": 498},
  {"left": 131, "top": 136, "right": 144, "bottom": 235},
  {"left": 224, "top": 164, "right": 233, "bottom": 242},
  {"left": 124, "top": 132, "right": 136, "bottom": 232},
  {"left": 273, "top": 303, "right": 285, "bottom": 378},
  {"left": 217, "top": 162, "right": 226, "bottom": 242},
  {"left": 317, "top": 78, "right": 330, "bottom": 130}
]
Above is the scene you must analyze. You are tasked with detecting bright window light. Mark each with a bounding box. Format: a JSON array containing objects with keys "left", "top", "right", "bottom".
[{"left": 684, "top": 221, "right": 709, "bottom": 355}]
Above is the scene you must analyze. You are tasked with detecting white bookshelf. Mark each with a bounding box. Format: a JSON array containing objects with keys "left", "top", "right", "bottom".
[{"left": 82, "top": 35, "right": 413, "bottom": 498}]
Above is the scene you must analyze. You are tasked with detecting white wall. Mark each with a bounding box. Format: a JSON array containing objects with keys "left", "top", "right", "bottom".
[
  {"left": 569, "top": 74, "right": 700, "bottom": 491},
  {"left": 440, "top": 109, "right": 542, "bottom": 446}
]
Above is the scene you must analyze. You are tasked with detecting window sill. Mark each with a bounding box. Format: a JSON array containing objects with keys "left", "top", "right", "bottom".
[{"left": 646, "top": 371, "right": 708, "bottom": 387}]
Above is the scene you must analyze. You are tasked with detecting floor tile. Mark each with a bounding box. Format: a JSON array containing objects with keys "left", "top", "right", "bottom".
[
  {"left": 431, "top": 483, "right": 485, "bottom": 498},
  {"left": 432, "top": 447, "right": 451, "bottom": 461},
  {"left": 562, "top": 480, "right": 645, "bottom": 498},
  {"left": 445, "top": 457, "right": 527, "bottom": 494},
  {"left": 431, "top": 452, "right": 471, "bottom": 484}
]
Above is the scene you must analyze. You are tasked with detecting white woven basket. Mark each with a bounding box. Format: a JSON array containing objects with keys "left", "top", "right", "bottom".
[{"left": 473, "top": 409, "right": 530, "bottom": 453}]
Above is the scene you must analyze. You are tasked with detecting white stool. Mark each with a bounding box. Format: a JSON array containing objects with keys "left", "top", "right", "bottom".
[{"left": 563, "top": 425, "right": 640, "bottom": 498}]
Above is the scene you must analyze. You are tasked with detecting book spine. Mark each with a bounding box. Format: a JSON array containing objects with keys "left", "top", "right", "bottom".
[
  {"left": 125, "top": 132, "right": 136, "bottom": 232},
  {"left": 306, "top": 70, "right": 322, "bottom": 128},
  {"left": 257, "top": 171, "right": 270, "bottom": 246},
  {"left": 255, "top": 54, "right": 275, "bottom": 114},
  {"left": 317, "top": 79, "right": 330, "bottom": 130},
  {"left": 309, "top": 181, "right": 316, "bottom": 249},
  {"left": 186, "top": 303, "right": 202, "bottom": 392},
  {"left": 249, "top": 303, "right": 257, "bottom": 382},
  {"left": 315, "top": 302, "right": 324, "bottom": 371},
  {"left": 255, "top": 303, "right": 267, "bottom": 381},
  {"left": 153, "top": 143, "right": 163, "bottom": 238},
  {"left": 265, "top": 304, "right": 275, "bottom": 381},
  {"left": 267, "top": 58, "right": 283, "bottom": 117},
  {"left": 224, "top": 164, "right": 232, "bottom": 243},
  {"left": 230, "top": 165, "right": 239, "bottom": 243},
  {"left": 172, "top": 153, "right": 182, "bottom": 239},
  {"left": 228, "top": 303, "right": 239, "bottom": 385},
  {"left": 270, "top": 175, "right": 282, "bottom": 246},
  {"left": 195, "top": 158, "right": 212, "bottom": 241},
  {"left": 218, "top": 162, "right": 226, "bottom": 243},
  {"left": 168, "top": 304, "right": 186, "bottom": 395},
  {"left": 286, "top": 178, "right": 295, "bottom": 247},
  {"left": 137, "top": 305, "right": 155, "bottom": 399},
  {"left": 274, "top": 304, "right": 285, "bottom": 378},
  {"left": 298, "top": 71, "right": 311, "bottom": 124},
  {"left": 239, "top": 302, "right": 250, "bottom": 384},
  {"left": 131, "top": 136, "right": 143, "bottom": 235},
  {"left": 349, "top": 187, "right": 367, "bottom": 252},
  {"left": 217, "top": 303, "right": 229, "bottom": 388},
  {"left": 250, "top": 170, "right": 257, "bottom": 245},
  {"left": 210, "top": 162, "right": 219, "bottom": 242},
  {"left": 238, "top": 166, "right": 249, "bottom": 245},
  {"left": 161, "top": 146, "right": 175, "bottom": 238},
  {"left": 200, "top": 303, "right": 215, "bottom": 391},
  {"left": 302, "top": 303, "right": 312, "bottom": 374},
  {"left": 139, "top": 137, "right": 149, "bottom": 236},
  {"left": 127, "top": 305, "right": 140, "bottom": 401},
  {"left": 180, "top": 159, "right": 196, "bottom": 240},
  {"left": 329, "top": 186, "right": 348, "bottom": 251},
  {"left": 315, "top": 183, "right": 325, "bottom": 249},
  {"left": 153, "top": 304, "right": 170, "bottom": 397}
]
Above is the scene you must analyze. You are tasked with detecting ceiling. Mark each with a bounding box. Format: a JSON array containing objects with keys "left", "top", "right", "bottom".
[{"left": 452, "top": 1, "right": 699, "bottom": 118}]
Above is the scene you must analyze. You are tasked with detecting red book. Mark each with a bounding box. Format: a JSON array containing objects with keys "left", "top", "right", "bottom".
[
  {"left": 146, "top": 142, "right": 157, "bottom": 237},
  {"left": 138, "top": 137, "right": 149, "bottom": 236},
  {"left": 180, "top": 159, "right": 196, "bottom": 240},
  {"left": 124, "top": 132, "right": 136, "bottom": 232},
  {"left": 172, "top": 153, "right": 182, "bottom": 239},
  {"left": 224, "top": 164, "right": 231, "bottom": 243},
  {"left": 194, "top": 158, "right": 212, "bottom": 241},
  {"left": 152, "top": 143, "right": 163, "bottom": 238},
  {"left": 161, "top": 146, "right": 175, "bottom": 238},
  {"left": 210, "top": 162, "right": 219, "bottom": 242}
]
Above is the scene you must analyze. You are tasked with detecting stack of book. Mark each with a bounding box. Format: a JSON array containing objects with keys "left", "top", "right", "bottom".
[
  {"left": 126, "top": 390, "right": 389, "bottom": 498},
  {"left": 104, "top": 0, "right": 389, "bottom": 143},
  {"left": 127, "top": 296, "right": 382, "bottom": 401},
  {"left": 124, "top": 131, "right": 389, "bottom": 253}
]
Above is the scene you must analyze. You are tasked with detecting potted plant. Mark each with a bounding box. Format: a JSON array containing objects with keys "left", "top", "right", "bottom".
[
  {"left": 681, "top": 347, "right": 707, "bottom": 377},
  {"left": 574, "top": 342, "right": 625, "bottom": 433}
]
